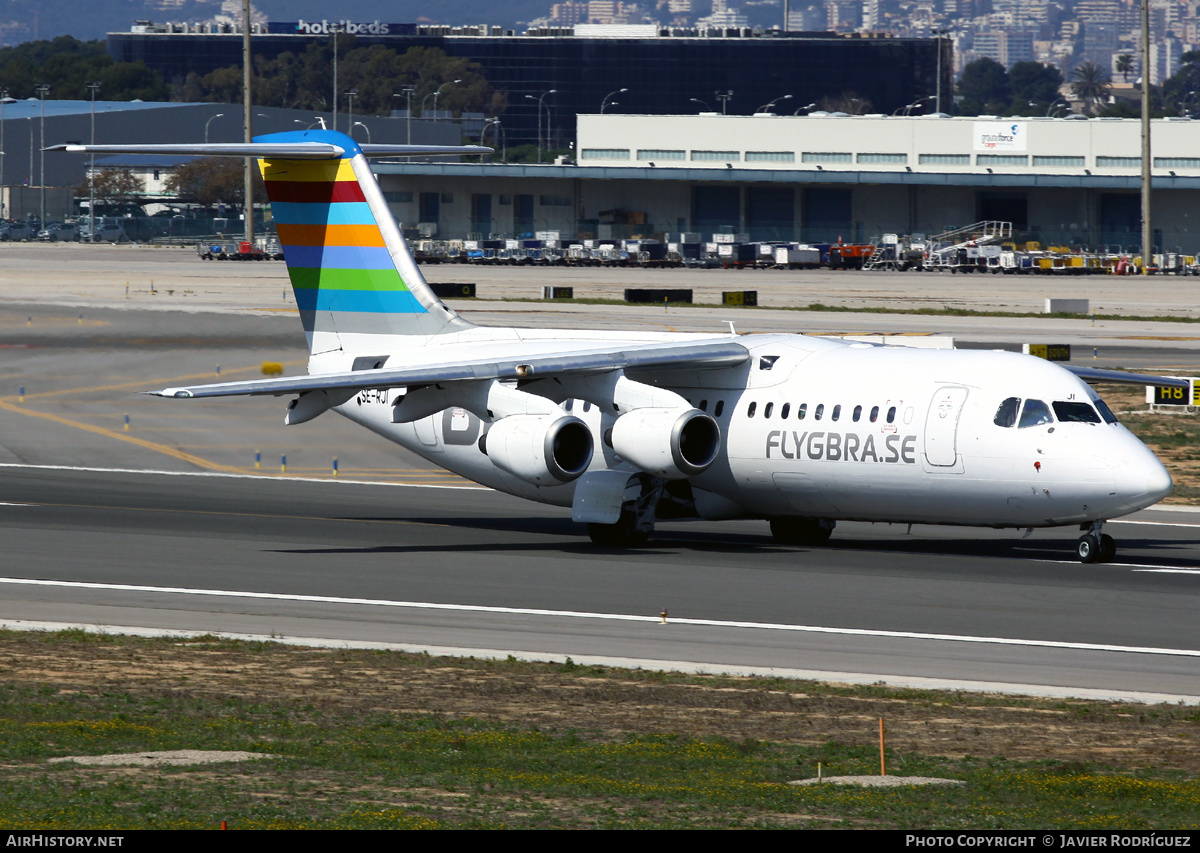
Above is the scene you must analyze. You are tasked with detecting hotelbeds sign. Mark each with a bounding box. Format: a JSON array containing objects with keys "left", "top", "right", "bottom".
[
  {"left": 974, "top": 122, "right": 1027, "bottom": 151},
  {"left": 294, "top": 20, "right": 393, "bottom": 34}
]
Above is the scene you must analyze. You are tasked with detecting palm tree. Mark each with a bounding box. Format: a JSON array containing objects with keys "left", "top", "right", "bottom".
[
  {"left": 1071, "top": 62, "right": 1112, "bottom": 115},
  {"left": 1116, "top": 54, "right": 1134, "bottom": 84}
]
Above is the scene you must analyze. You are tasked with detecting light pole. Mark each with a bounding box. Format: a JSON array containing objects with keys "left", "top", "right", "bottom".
[
  {"left": 205, "top": 112, "right": 225, "bottom": 143},
  {"left": 715, "top": 90, "right": 733, "bottom": 114},
  {"left": 87, "top": 81, "right": 100, "bottom": 238},
  {"left": 525, "top": 89, "right": 556, "bottom": 162},
  {"left": 601, "top": 88, "right": 627, "bottom": 113},
  {"left": 421, "top": 79, "right": 462, "bottom": 126},
  {"left": 36, "top": 83, "right": 48, "bottom": 227},
  {"left": 932, "top": 28, "right": 950, "bottom": 114},
  {"left": 433, "top": 78, "right": 461, "bottom": 120},
  {"left": 330, "top": 27, "right": 342, "bottom": 131},
  {"left": 1, "top": 88, "right": 10, "bottom": 219},
  {"left": 792, "top": 102, "right": 817, "bottom": 115},
  {"left": 481, "top": 118, "right": 500, "bottom": 162},
  {"left": 1045, "top": 96, "right": 1069, "bottom": 117},
  {"left": 756, "top": 94, "right": 793, "bottom": 113},
  {"left": 690, "top": 97, "right": 712, "bottom": 112},
  {"left": 345, "top": 89, "right": 358, "bottom": 137},
  {"left": 352, "top": 121, "right": 371, "bottom": 143},
  {"left": 395, "top": 86, "right": 416, "bottom": 143},
  {"left": 898, "top": 95, "right": 935, "bottom": 116}
]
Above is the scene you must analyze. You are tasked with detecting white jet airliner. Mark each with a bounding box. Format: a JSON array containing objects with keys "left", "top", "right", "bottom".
[{"left": 52, "top": 131, "right": 1177, "bottom": 562}]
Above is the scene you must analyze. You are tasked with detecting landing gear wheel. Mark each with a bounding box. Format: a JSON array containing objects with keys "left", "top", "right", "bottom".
[
  {"left": 1099, "top": 534, "right": 1116, "bottom": 562},
  {"left": 1077, "top": 533, "right": 1101, "bottom": 563},
  {"left": 770, "top": 516, "right": 834, "bottom": 546},
  {"left": 587, "top": 510, "right": 649, "bottom": 547}
]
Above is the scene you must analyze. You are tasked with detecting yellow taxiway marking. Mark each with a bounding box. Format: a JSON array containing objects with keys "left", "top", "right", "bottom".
[
  {"left": 15, "top": 361, "right": 305, "bottom": 402},
  {"left": 0, "top": 397, "right": 244, "bottom": 474},
  {"left": 2, "top": 361, "right": 476, "bottom": 484},
  {"left": 1115, "top": 336, "right": 1200, "bottom": 341}
]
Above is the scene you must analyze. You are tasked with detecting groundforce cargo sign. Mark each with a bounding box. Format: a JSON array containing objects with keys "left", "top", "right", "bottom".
[{"left": 974, "top": 122, "right": 1027, "bottom": 151}]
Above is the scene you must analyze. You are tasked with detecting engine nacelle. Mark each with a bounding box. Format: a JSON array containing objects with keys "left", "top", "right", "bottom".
[
  {"left": 483, "top": 414, "right": 594, "bottom": 485},
  {"left": 610, "top": 408, "right": 720, "bottom": 479}
]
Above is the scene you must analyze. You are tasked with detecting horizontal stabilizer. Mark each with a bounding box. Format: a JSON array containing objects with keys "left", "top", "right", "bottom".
[
  {"left": 148, "top": 339, "right": 750, "bottom": 399},
  {"left": 46, "top": 142, "right": 490, "bottom": 159},
  {"left": 1063, "top": 365, "right": 1189, "bottom": 388}
]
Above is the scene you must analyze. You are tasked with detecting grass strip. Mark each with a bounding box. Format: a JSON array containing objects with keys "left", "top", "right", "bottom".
[{"left": 1, "top": 630, "right": 1198, "bottom": 829}]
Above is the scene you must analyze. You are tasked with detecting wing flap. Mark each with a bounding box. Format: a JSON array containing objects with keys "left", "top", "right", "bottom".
[{"left": 150, "top": 339, "right": 750, "bottom": 399}]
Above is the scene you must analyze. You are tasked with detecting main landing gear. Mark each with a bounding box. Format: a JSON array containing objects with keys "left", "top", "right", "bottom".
[
  {"left": 586, "top": 474, "right": 663, "bottom": 547},
  {"left": 1076, "top": 521, "right": 1116, "bottom": 564},
  {"left": 769, "top": 516, "right": 835, "bottom": 546}
]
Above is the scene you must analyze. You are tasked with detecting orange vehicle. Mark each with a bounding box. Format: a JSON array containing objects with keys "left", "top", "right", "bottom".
[{"left": 827, "top": 242, "right": 876, "bottom": 269}]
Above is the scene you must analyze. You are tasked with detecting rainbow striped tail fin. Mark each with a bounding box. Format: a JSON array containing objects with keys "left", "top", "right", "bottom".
[
  {"left": 49, "top": 132, "right": 486, "bottom": 356},
  {"left": 258, "top": 129, "right": 473, "bottom": 354}
]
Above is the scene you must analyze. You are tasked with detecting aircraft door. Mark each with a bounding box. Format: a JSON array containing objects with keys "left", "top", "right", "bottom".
[{"left": 923, "top": 386, "right": 968, "bottom": 468}]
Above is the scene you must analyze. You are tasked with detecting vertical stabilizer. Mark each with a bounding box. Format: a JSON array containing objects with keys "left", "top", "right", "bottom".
[{"left": 257, "top": 129, "right": 472, "bottom": 355}]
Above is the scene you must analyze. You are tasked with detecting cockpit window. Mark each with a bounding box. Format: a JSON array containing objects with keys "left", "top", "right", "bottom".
[
  {"left": 1018, "top": 399, "right": 1054, "bottom": 428},
  {"left": 1094, "top": 398, "right": 1119, "bottom": 424},
  {"left": 1052, "top": 401, "right": 1101, "bottom": 424},
  {"left": 994, "top": 397, "right": 1021, "bottom": 428}
]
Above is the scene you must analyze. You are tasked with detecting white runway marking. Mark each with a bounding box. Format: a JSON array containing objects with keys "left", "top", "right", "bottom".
[
  {"left": 2, "top": 576, "right": 1197, "bottom": 658},
  {"left": 1133, "top": 567, "right": 1200, "bottom": 575}
]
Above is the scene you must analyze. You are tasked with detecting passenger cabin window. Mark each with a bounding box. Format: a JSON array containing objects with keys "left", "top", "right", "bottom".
[
  {"left": 1018, "top": 399, "right": 1054, "bottom": 428},
  {"left": 781, "top": 403, "right": 791, "bottom": 419},
  {"left": 814, "top": 404, "right": 824, "bottom": 421},
  {"left": 887, "top": 406, "right": 896, "bottom": 423},
  {"left": 831, "top": 404, "right": 841, "bottom": 422},
  {"left": 699, "top": 399, "right": 708, "bottom": 411},
  {"left": 1053, "top": 401, "right": 1101, "bottom": 424},
  {"left": 764, "top": 402, "right": 774, "bottom": 418},
  {"left": 797, "top": 403, "right": 807, "bottom": 420},
  {"left": 715, "top": 400, "right": 725, "bottom": 417},
  {"left": 747, "top": 401, "right": 757, "bottom": 417},
  {"left": 870, "top": 405, "right": 879, "bottom": 423},
  {"left": 852, "top": 405, "right": 862, "bottom": 422},
  {"left": 994, "top": 397, "right": 1021, "bottom": 428}
]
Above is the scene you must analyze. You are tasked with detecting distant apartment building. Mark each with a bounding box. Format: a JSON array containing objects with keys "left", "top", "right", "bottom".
[{"left": 974, "top": 30, "right": 1035, "bottom": 66}]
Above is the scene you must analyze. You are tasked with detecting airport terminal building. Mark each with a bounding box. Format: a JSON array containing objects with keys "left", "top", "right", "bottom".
[{"left": 372, "top": 114, "right": 1200, "bottom": 252}]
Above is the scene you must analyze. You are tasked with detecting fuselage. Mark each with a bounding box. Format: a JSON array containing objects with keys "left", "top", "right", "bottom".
[{"left": 331, "top": 329, "right": 1172, "bottom": 530}]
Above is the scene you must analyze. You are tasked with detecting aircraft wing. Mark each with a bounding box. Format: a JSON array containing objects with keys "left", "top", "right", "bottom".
[
  {"left": 1062, "top": 365, "right": 1189, "bottom": 388},
  {"left": 149, "top": 339, "right": 751, "bottom": 399}
]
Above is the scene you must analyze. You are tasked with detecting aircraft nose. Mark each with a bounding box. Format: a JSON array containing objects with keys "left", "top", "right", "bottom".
[
  {"left": 1142, "top": 458, "right": 1173, "bottom": 504},
  {"left": 1113, "top": 441, "right": 1173, "bottom": 509}
]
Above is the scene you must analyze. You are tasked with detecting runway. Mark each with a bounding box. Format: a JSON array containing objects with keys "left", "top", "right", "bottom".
[
  {"left": 1, "top": 466, "right": 1198, "bottom": 702},
  {"left": 3, "top": 255, "right": 1200, "bottom": 702}
]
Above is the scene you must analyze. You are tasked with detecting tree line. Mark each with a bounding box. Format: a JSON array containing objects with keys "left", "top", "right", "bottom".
[
  {"left": 0, "top": 36, "right": 167, "bottom": 101},
  {"left": 181, "top": 36, "right": 504, "bottom": 119},
  {"left": 955, "top": 53, "right": 1200, "bottom": 118}
]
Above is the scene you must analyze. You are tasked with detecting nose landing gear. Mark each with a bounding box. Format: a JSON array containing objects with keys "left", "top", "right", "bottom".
[{"left": 1077, "top": 522, "right": 1116, "bottom": 563}]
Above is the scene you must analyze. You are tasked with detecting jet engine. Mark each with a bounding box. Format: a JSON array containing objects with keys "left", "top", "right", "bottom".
[
  {"left": 610, "top": 408, "right": 720, "bottom": 479},
  {"left": 482, "top": 413, "right": 594, "bottom": 485}
]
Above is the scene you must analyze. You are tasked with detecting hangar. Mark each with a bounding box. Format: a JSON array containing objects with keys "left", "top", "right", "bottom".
[{"left": 371, "top": 113, "right": 1200, "bottom": 252}]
